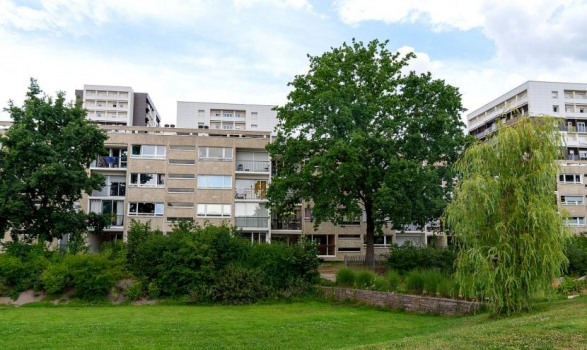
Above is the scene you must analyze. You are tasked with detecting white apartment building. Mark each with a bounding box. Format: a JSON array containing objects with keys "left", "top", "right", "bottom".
[
  {"left": 468, "top": 80, "right": 587, "bottom": 234},
  {"left": 176, "top": 101, "right": 278, "bottom": 133},
  {"left": 75, "top": 85, "right": 161, "bottom": 127}
]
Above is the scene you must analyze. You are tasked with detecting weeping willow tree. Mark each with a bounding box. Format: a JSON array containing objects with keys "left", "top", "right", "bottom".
[{"left": 446, "top": 117, "right": 569, "bottom": 315}]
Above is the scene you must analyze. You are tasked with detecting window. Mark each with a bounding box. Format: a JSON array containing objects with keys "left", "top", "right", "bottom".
[
  {"left": 197, "top": 204, "right": 231, "bottom": 217},
  {"left": 304, "top": 208, "right": 312, "bottom": 220},
  {"left": 339, "top": 234, "right": 361, "bottom": 240},
  {"left": 128, "top": 202, "right": 164, "bottom": 216},
  {"left": 251, "top": 124, "right": 258, "bottom": 129},
  {"left": 169, "top": 145, "right": 196, "bottom": 151},
  {"left": 167, "top": 202, "right": 194, "bottom": 208},
  {"left": 338, "top": 247, "right": 361, "bottom": 252},
  {"left": 168, "top": 174, "right": 195, "bottom": 179},
  {"left": 168, "top": 188, "right": 194, "bottom": 193},
  {"left": 565, "top": 91, "right": 573, "bottom": 99},
  {"left": 169, "top": 159, "right": 196, "bottom": 165},
  {"left": 364, "top": 235, "right": 393, "bottom": 246},
  {"left": 166, "top": 217, "right": 194, "bottom": 223},
  {"left": 197, "top": 175, "right": 232, "bottom": 189},
  {"left": 223, "top": 125, "right": 233, "bottom": 130},
  {"left": 235, "top": 202, "right": 269, "bottom": 217},
  {"left": 240, "top": 232, "right": 266, "bottom": 243},
  {"left": 559, "top": 174, "right": 581, "bottom": 184},
  {"left": 130, "top": 173, "right": 165, "bottom": 187},
  {"left": 251, "top": 112, "right": 258, "bottom": 120},
  {"left": 565, "top": 217, "right": 585, "bottom": 227},
  {"left": 552, "top": 91, "right": 558, "bottom": 99},
  {"left": 198, "top": 147, "right": 233, "bottom": 161},
  {"left": 224, "top": 113, "right": 233, "bottom": 118},
  {"left": 553, "top": 105, "right": 559, "bottom": 113},
  {"left": 131, "top": 145, "right": 166, "bottom": 159},
  {"left": 236, "top": 112, "right": 242, "bottom": 118},
  {"left": 581, "top": 107, "right": 586, "bottom": 113},
  {"left": 561, "top": 195, "right": 584, "bottom": 205}
]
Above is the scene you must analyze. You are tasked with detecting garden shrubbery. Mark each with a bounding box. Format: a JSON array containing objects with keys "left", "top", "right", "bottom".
[
  {"left": 384, "top": 242, "right": 457, "bottom": 272},
  {"left": 565, "top": 234, "right": 587, "bottom": 276},
  {"left": 0, "top": 220, "right": 320, "bottom": 304}
]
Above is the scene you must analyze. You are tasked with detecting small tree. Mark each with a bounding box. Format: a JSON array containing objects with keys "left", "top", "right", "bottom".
[
  {"left": 446, "top": 117, "right": 569, "bottom": 315},
  {"left": 0, "top": 79, "right": 108, "bottom": 242},
  {"left": 267, "top": 39, "right": 468, "bottom": 264}
]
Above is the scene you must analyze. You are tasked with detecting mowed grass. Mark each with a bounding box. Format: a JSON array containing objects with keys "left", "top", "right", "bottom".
[{"left": 0, "top": 297, "right": 585, "bottom": 350}]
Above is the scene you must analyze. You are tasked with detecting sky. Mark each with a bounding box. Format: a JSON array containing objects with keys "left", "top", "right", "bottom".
[{"left": 1, "top": 0, "right": 587, "bottom": 126}]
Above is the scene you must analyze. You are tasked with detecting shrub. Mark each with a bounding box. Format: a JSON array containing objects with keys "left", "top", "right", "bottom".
[
  {"left": 385, "top": 242, "right": 458, "bottom": 273},
  {"left": 557, "top": 276, "right": 586, "bottom": 296},
  {"left": 565, "top": 235, "right": 587, "bottom": 276},
  {"left": 0, "top": 242, "right": 51, "bottom": 296},
  {"left": 385, "top": 270, "right": 402, "bottom": 291},
  {"left": 124, "top": 280, "right": 143, "bottom": 301},
  {"left": 437, "top": 279, "right": 455, "bottom": 298},
  {"left": 372, "top": 276, "right": 389, "bottom": 291},
  {"left": 213, "top": 264, "right": 268, "bottom": 304},
  {"left": 405, "top": 270, "right": 425, "bottom": 294},
  {"left": 421, "top": 269, "right": 445, "bottom": 296},
  {"left": 66, "top": 253, "right": 123, "bottom": 300},
  {"left": 355, "top": 270, "right": 376, "bottom": 288},
  {"left": 41, "top": 262, "right": 70, "bottom": 295},
  {"left": 336, "top": 267, "right": 356, "bottom": 286},
  {"left": 148, "top": 281, "right": 160, "bottom": 299}
]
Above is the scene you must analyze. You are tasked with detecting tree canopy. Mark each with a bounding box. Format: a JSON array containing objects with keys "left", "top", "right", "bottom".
[
  {"left": 0, "top": 79, "right": 107, "bottom": 243},
  {"left": 266, "top": 39, "right": 469, "bottom": 262},
  {"left": 446, "top": 117, "right": 568, "bottom": 315}
]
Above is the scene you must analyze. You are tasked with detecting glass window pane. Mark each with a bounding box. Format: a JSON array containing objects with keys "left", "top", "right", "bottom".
[
  {"left": 198, "top": 147, "right": 207, "bottom": 158},
  {"left": 197, "top": 175, "right": 207, "bottom": 188},
  {"left": 566, "top": 175, "right": 574, "bottom": 182},
  {"left": 197, "top": 204, "right": 206, "bottom": 215},
  {"left": 155, "top": 203, "right": 164, "bottom": 215},
  {"left": 142, "top": 145, "right": 156, "bottom": 155},
  {"left": 224, "top": 176, "right": 232, "bottom": 188},
  {"left": 208, "top": 176, "right": 224, "bottom": 188},
  {"left": 140, "top": 173, "right": 156, "bottom": 186},
  {"left": 224, "top": 148, "right": 233, "bottom": 159},
  {"left": 129, "top": 202, "right": 137, "bottom": 213},
  {"left": 235, "top": 203, "right": 246, "bottom": 216},
  {"left": 207, "top": 204, "right": 222, "bottom": 216},
  {"left": 223, "top": 205, "right": 231, "bottom": 216},
  {"left": 208, "top": 147, "right": 223, "bottom": 158},
  {"left": 157, "top": 146, "right": 166, "bottom": 156},
  {"left": 158, "top": 174, "right": 165, "bottom": 185},
  {"left": 130, "top": 174, "right": 138, "bottom": 184},
  {"left": 132, "top": 145, "right": 141, "bottom": 155}
]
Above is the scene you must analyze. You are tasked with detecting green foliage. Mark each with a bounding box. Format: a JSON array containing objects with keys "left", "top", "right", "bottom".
[
  {"left": 0, "top": 242, "right": 51, "bottom": 296},
  {"left": 556, "top": 276, "right": 586, "bottom": 296},
  {"left": 147, "top": 281, "right": 160, "bottom": 299},
  {"left": 124, "top": 280, "right": 143, "bottom": 301},
  {"left": 336, "top": 267, "right": 356, "bottom": 286},
  {"left": 355, "top": 270, "right": 376, "bottom": 288},
  {"left": 0, "top": 79, "right": 108, "bottom": 242},
  {"left": 437, "top": 279, "right": 456, "bottom": 298},
  {"left": 404, "top": 270, "right": 426, "bottom": 294},
  {"left": 565, "top": 234, "right": 587, "bottom": 275},
  {"left": 446, "top": 117, "right": 569, "bottom": 315},
  {"left": 385, "top": 242, "right": 457, "bottom": 272},
  {"left": 41, "top": 261, "right": 70, "bottom": 295},
  {"left": 385, "top": 270, "right": 402, "bottom": 291},
  {"left": 267, "top": 39, "right": 469, "bottom": 263},
  {"left": 420, "top": 269, "right": 445, "bottom": 296},
  {"left": 213, "top": 264, "right": 268, "bottom": 305}
]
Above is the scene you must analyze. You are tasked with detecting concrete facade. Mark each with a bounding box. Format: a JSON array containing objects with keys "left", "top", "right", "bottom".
[
  {"left": 76, "top": 85, "right": 161, "bottom": 127},
  {"left": 83, "top": 124, "right": 433, "bottom": 260},
  {"left": 176, "top": 101, "right": 278, "bottom": 133},
  {"left": 468, "top": 81, "right": 587, "bottom": 235}
]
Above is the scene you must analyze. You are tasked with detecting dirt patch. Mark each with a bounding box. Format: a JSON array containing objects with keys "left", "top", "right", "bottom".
[
  {"left": 0, "top": 290, "right": 46, "bottom": 306},
  {"left": 132, "top": 298, "right": 158, "bottom": 305}
]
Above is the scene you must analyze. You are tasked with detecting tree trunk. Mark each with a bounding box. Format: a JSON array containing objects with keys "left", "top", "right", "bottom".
[{"left": 364, "top": 202, "right": 375, "bottom": 266}]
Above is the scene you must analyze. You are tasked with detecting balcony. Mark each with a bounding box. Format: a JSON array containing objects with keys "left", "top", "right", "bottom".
[
  {"left": 91, "top": 156, "right": 127, "bottom": 169},
  {"left": 235, "top": 216, "right": 269, "bottom": 228},
  {"left": 90, "top": 184, "right": 126, "bottom": 197},
  {"left": 271, "top": 218, "right": 302, "bottom": 231},
  {"left": 235, "top": 160, "right": 271, "bottom": 173},
  {"left": 106, "top": 215, "right": 125, "bottom": 228},
  {"left": 235, "top": 188, "right": 266, "bottom": 200}
]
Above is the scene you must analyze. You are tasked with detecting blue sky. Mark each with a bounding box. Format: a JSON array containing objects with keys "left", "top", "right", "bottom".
[{"left": 1, "top": 0, "right": 587, "bottom": 125}]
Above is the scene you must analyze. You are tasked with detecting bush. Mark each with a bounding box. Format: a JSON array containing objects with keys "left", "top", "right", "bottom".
[
  {"left": 0, "top": 242, "right": 51, "bottom": 297},
  {"left": 372, "top": 276, "right": 389, "bottom": 291},
  {"left": 148, "top": 281, "right": 160, "bottom": 299},
  {"left": 336, "top": 267, "right": 356, "bottom": 286},
  {"left": 355, "top": 270, "right": 376, "bottom": 288},
  {"left": 421, "top": 269, "right": 445, "bottom": 296},
  {"left": 124, "top": 280, "right": 143, "bottom": 301},
  {"left": 385, "top": 242, "right": 457, "bottom": 273},
  {"left": 213, "top": 264, "right": 268, "bottom": 304},
  {"left": 565, "top": 235, "right": 587, "bottom": 276},
  {"left": 437, "top": 279, "right": 455, "bottom": 298},
  {"left": 64, "top": 253, "right": 123, "bottom": 300},
  {"left": 405, "top": 270, "right": 426, "bottom": 294},
  {"left": 385, "top": 270, "right": 401, "bottom": 291},
  {"left": 41, "top": 262, "right": 70, "bottom": 295},
  {"left": 556, "top": 276, "right": 586, "bottom": 296}
]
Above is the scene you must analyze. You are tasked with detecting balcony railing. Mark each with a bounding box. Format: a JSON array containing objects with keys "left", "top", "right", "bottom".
[
  {"left": 91, "top": 156, "right": 127, "bottom": 169},
  {"left": 106, "top": 215, "right": 125, "bottom": 228},
  {"left": 235, "top": 216, "right": 269, "bottom": 228},
  {"left": 271, "top": 218, "right": 302, "bottom": 230},
  {"left": 567, "top": 155, "right": 580, "bottom": 161},
  {"left": 235, "top": 160, "right": 270, "bottom": 173},
  {"left": 91, "top": 184, "right": 126, "bottom": 197},
  {"left": 235, "top": 188, "right": 267, "bottom": 200}
]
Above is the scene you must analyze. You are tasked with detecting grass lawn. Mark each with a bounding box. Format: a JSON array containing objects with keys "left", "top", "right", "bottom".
[{"left": 0, "top": 297, "right": 586, "bottom": 350}]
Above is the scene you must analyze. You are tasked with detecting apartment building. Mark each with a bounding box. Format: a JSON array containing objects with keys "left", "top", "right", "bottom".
[
  {"left": 176, "top": 102, "right": 277, "bottom": 133},
  {"left": 467, "top": 80, "right": 587, "bottom": 234},
  {"left": 82, "top": 124, "right": 433, "bottom": 260},
  {"left": 75, "top": 85, "right": 161, "bottom": 127}
]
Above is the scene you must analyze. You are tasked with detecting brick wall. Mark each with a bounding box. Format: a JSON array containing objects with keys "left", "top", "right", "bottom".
[{"left": 321, "top": 287, "right": 481, "bottom": 316}]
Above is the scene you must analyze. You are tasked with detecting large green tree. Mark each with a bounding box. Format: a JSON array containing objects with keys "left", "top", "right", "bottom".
[
  {"left": 0, "top": 79, "right": 107, "bottom": 243},
  {"left": 446, "top": 117, "right": 568, "bottom": 315},
  {"left": 267, "top": 39, "right": 468, "bottom": 263}
]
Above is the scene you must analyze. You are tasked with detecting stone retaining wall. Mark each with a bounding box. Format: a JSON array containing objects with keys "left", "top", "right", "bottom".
[{"left": 321, "top": 287, "right": 481, "bottom": 316}]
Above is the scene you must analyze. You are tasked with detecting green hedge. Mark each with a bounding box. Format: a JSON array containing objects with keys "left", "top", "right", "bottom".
[{"left": 384, "top": 242, "right": 458, "bottom": 272}]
